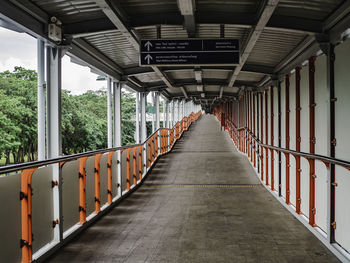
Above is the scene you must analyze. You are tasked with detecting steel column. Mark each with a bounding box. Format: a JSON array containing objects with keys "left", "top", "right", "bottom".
[
  {"left": 285, "top": 74, "right": 291, "bottom": 204},
  {"left": 270, "top": 86, "right": 275, "bottom": 190},
  {"left": 37, "top": 39, "right": 46, "bottom": 160},
  {"left": 260, "top": 92, "right": 264, "bottom": 181},
  {"left": 278, "top": 81, "right": 282, "bottom": 197},
  {"left": 135, "top": 91, "right": 140, "bottom": 143},
  {"left": 46, "top": 45, "right": 62, "bottom": 242},
  {"left": 295, "top": 67, "right": 302, "bottom": 214},
  {"left": 325, "top": 44, "right": 336, "bottom": 243},
  {"left": 309, "top": 56, "right": 316, "bottom": 226},
  {"left": 265, "top": 89, "right": 269, "bottom": 186},
  {"left": 107, "top": 77, "right": 113, "bottom": 147},
  {"left": 113, "top": 82, "right": 122, "bottom": 147},
  {"left": 155, "top": 92, "right": 160, "bottom": 130}
]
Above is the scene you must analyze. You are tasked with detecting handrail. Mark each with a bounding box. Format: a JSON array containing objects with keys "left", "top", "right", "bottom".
[
  {"left": 225, "top": 118, "right": 350, "bottom": 171},
  {"left": 245, "top": 125, "right": 350, "bottom": 170},
  {"left": 0, "top": 110, "right": 202, "bottom": 263},
  {"left": 0, "top": 113, "right": 200, "bottom": 175}
]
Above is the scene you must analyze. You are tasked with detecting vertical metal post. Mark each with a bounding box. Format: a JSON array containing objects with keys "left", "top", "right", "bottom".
[
  {"left": 46, "top": 45, "right": 62, "bottom": 242},
  {"left": 163, "top": 98, "right": 166, "bottom": 128},
  {"left": 325, "top": 43, "right": 336, "bottom": 243},
  {"left": 172, "top": 100, "right": 175, "bottom": 126},
  {"left": 309, "top": 56, "right": 317, "bottom": 226},
  {"left": 253, "top": 92, "right": 256, "bottom": 168},
  {"left": 152, "top": 92, "right": 155, "bottom": 133},
  {"left": 265, "top": 89, "right": 269, "bottom": 186},
  {"left": 113, "top": 82, "right": 122, "bottom": 147},
  {"left": 140, "top": 92, "right": 147, "bottom": 174},
  {"left": 165, "top": 100, "right": 170, "bottom": 128},
  {"left": 107, "top": 77, "right": 113, "bottom": 148},
  {"left": 177, "top": 100, "right": 180, "bottom": 122},
  {"left": 295, "top": 67, "right": 302, "bottom": 213},
  {"left": 278, "top": 81, "right": 282, "bottom": 197},
  {"left": 270, "top": 86, "right": 275, "bottom": 190},
  {"left": 285, "top": 74, "right": 291, "bottom": 204},
  {"left": 37, "top": 40, "right": 46, "bottom": 160},
  {"left": 155, "top": 92, "right": 160, "bottom": 129},
  {"left": 257, "top": 93, "right": 260, "bottom": 173},
  {"left": 260, "top": 92, "right": 264, "bottom": 181},
  {"left": 135, "top": 91, "right": 140, "bottom": 143}
]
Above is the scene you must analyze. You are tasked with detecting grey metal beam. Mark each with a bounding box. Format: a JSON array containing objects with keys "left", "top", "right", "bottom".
[
  {"left": 68, "top": 42, "right": 122, "bottom": 81},
  {"left": 95, "top": 0, "right": 139, "bottom": 50},
  {"left": 107, "top": 77, "right": 113, "bottom": 148},
  {"left": 37, "top": 39, "right": 45, "bottom": 160},
  {"left": 62, "top": 18, "right": 116, "bottom": 37},
  {"left": 0, "top": 0, "right": 47, "bottom": 40},
  {"left": 180, "top": 86, "right": 188, "bottom": 99},
  {"left": 177, "top": 0, "right": 196, "bottom": 37},
  {"left": 273, "top": 35, "right": 316, "bottom": 74},
  {"left": 113, "top": 82, "right": 122, "bottom": 147},
  {"left": 73, "top": 39, "right": 123, "bottom": 74},
  {"left": 227, "top": 0, "right": 279, "bottom": 88},
  {"left": 323, "top": 1, "right": 350, "bottom": 32}
]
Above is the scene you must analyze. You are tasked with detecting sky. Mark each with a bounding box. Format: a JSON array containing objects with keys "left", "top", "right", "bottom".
[{"left": 0, "top": 27, "right": 106, "bottom": 95}]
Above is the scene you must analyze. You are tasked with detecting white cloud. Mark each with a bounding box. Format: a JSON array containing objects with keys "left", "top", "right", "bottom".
[{"left": 0, "top": 26, "right": 106, "bottom": 95}]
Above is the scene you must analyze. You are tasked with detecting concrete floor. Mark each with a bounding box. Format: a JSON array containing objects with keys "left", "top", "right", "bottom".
[{"left": 47, "top": 115, "right": 339, "bottom": 263}]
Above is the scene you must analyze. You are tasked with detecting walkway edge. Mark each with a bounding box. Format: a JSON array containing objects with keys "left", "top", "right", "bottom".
[{"left": 228, "top": 135, "right": 350, "bottom": 263}]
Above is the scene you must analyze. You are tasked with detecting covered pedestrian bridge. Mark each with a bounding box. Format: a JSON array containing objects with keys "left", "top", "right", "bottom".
[{"left": 1, "top": 0, "right": 350, "bottom": 262}]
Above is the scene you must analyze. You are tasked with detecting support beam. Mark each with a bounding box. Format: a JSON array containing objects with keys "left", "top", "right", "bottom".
[
  {"left": 113, "top": 82, "right": 122, "bottom": 147},
  {"left": 37, "top": 39, "right": 45, "bottom": 160},
  {"left": 219, "top": 86, "right": 224, "bottom": 98},
  {"left": 135, "top": 92, "right": 140, "bottom": 143},
  {"left": 155, "top": 92, "right": 160, "bottom": 130},
  {"left": 140, "top": 92, "right": 147, "bottom": 142},
  {"left": 46, "top": 45, "right": 62, "bottom": 242},
  {"left": 107, "top": 77, "right": 113, "bottom": 148},
  {"left": 227, "top": 0, "right": 279, "bottom": 88},
  {"left": 177, "top": 0, "right": 196, "bottom": 37},
  {"left": 180, "top": 86, "right": 188, "bottom": 99},
  {"left": 94, "top": 0, "right": 139, "bottom": 50}
]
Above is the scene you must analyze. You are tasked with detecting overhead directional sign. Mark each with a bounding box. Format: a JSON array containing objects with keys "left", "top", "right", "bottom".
[{"left": 140, "top": 39, "right": 239, "bottom": 66}]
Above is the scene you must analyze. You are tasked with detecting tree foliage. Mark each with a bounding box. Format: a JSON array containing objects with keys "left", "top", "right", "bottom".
[{"left": 0, "top": 67, "right": 137, "bottom": 165}]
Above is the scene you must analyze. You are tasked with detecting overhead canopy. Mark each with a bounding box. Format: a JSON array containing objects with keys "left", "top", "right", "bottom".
[{"left": 1, "top": 0, "right": 350, "bottom": 105}]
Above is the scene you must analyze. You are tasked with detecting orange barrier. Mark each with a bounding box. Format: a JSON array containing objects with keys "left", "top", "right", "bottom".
[{"left": 8, "top": 110, "right": 202, "bottom": 263}]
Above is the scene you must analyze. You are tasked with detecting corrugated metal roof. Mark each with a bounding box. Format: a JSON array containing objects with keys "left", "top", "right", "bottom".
[
  {"left": 119, "top": 0, "right": 178, "bottom": 16},
  {"left": 236, "top": 72, "right": 264, "bottom": 82},
  {"left": 135, "top": 72, "right": 161, "bottom": 83},
  {"left": 167, "top": 70, "right": 194, "bottom": 80},
  {"left": 275, "top": 0, "right": 344, "bottom": 21},
  {"left": 202, "top": 69, "right": 230, "bottom": 79},
  {"left": 84, "top": 31, "right": 138, "bottom": 67},
  {"left": 161, "top": 25, "right": 188, "bottom": 39},
  {"left": 246, "top": 29, "right": 307, "bottom": 67},
  {"left": 31, "top": 0, "right": 104, "bottom": 23}
]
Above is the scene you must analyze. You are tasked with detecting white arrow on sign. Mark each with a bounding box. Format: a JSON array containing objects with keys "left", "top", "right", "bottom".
[
  {"left": 145, "top": 54, "right": 153, "bottom": 64},
  {"left": 144, "top": 41, "right": 153, "bottom": 51}
]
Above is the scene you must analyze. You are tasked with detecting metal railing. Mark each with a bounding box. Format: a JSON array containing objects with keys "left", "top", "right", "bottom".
[
  {"left": 0, "top": 111, "right": 202, "bottom": 263},
  {"left": 214, "top": 111, "right": 350, "bottom": 261}
]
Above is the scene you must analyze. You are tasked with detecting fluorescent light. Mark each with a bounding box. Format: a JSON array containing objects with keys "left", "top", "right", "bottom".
[{"left": 197, "top": 85, "right": 203, "bottom": 92}]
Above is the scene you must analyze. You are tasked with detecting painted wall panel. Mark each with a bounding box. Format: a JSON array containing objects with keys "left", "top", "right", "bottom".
[
  {"left": 334, "top": 39, "right": 350, "bottom": 252},
  {"left": 32, "top": 166, "right": 54, "bottom": 253},
  {"left": 289, "top": 72, "right": 297, "bottom": 207},
  {"left": 112, "top": 151, "right": 120, "bottom": 198},
  {"left": 0, "top": 173, "right": 21, "bottom": 263},
  {"left": 85, "top": 156, "right": 96, "bottom": 216},
  {"left": 314, "top": 54, "right": 328, "bottom": 232},
  {"left": 300, "top": 65, "right": 310, "bottom": 217},
  {"left": 62, "top": 160, "right": 79, "bottom": 231},
  {"left": 281, "top": 81, "right": 286, "bottom": 198},
  {"left": 100, "top": 153, "right": 108, "bottom": 206}
]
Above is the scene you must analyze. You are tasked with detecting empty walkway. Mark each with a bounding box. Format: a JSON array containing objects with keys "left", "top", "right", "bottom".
[{"left": 48, "top": 115, "right": 339, "bottom": 263}]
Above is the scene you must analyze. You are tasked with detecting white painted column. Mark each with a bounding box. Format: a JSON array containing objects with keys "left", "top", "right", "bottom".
[
  {"left": 155, "top": 92, "right": 160, "bottom": 130},
  {"left": 163, "top": 98, "right": 166, "bottom": 128},
  {"left": 165, "top": 100, "right": 170, "bottom": 128},
  {"left": 107, "top": 77, "right": 113, "bottom": 148},
  {"left": 177, "top": 100, "right": 181, "bottom": 121},
  {"left": 46, "top": 45, "right": 62, "bottom": 242},
  {"left": 37, "top": 39, "right": 46, "bottom": 160},
  {"left": 135, "top": 92, "right": 140, "bottom": 143},
  {"left": 151, "top": 92, "right": 155, "bottom": 133},
  {"left": 113, "top": 82, "right": 122, "bottom": 147},
  {"left": 172, "top": 100, "right": 175, "bottom": 126},
  {"left": 140, "top": 92, "right": 147, "bottom": 174}
]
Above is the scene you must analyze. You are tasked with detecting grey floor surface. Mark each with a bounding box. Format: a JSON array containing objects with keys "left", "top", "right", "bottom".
[{"left": 47, "top": 114, "right": 339, "bottom": 263}]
